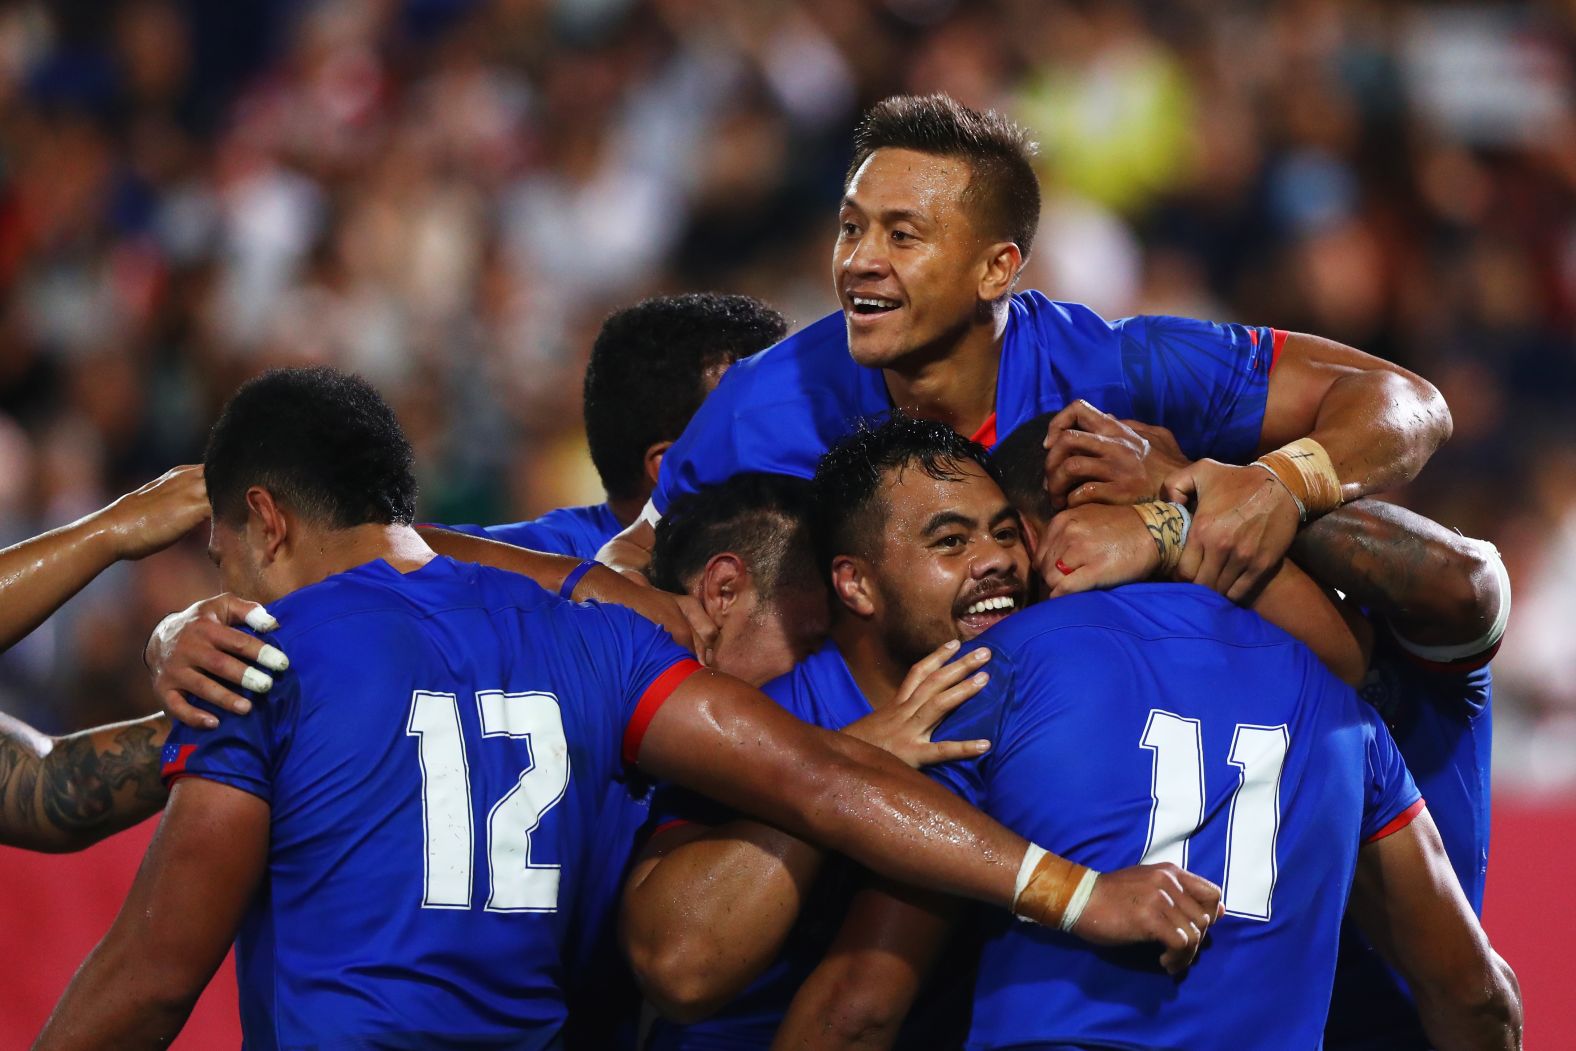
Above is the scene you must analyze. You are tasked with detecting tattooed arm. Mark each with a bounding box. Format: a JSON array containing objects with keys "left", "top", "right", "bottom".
[
  {"left": 0, "top": 711, "right": 169, "bottom": 853},
  {"left": 1289, "top": 499, "right": 1506, "bottom": 649}
]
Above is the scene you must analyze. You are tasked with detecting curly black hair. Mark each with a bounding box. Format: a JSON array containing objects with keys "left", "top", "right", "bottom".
[{"left": 205, "top": 366, "right": 417, "bottom": 528}]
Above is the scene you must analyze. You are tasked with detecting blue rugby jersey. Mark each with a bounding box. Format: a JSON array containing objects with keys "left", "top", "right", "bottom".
[
  {"left": 160, "top": 556, "right": 698, "bottom": 1050},
  {"left": 653, "top": 292, "right": 1279, "bottom": 512},
  {"left": 1325, "top": 625, "right": 1495, "bottom": 1051},
  {"left": 928, "top": 584, "right": 1420, "bottom": 1051}
]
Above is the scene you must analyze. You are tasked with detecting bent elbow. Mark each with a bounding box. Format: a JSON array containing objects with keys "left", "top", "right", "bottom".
[{"left": 627, "top": 938, "right": 733, "bottom": 1024}]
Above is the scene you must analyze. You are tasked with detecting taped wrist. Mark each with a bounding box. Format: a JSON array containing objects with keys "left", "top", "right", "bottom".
[
  {"left": 1252, "top": 438, "right": 1342, "bottom": 522},
  {"left": 1012, "top": 845, "right": 1100, "bottom": 932},
  {"left": 1133, "top": 501, "right": 1191, "bottom": 575}
]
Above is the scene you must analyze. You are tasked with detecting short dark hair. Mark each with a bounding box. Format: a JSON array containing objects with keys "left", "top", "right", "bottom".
[
  {"left": 584, "top": 293, "right": 788, "bottom": 502},
  {"left": 990, "top": 412, "right": 1056, "bottom": 522},
  {"left": 650, "top": 473, "right": 820, "bottom": 604},
  {"left": 205, "top": 366, "right": 418, "bottom": 528},
  {"left": 812, "top": 412, "right": 999, "bottom": 570},
  {"left": 847, "top": 93, "right": 1041, "bottom": 256}
]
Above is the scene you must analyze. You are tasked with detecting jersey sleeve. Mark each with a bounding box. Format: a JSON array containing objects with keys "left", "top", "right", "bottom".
[
  {"left": 583, "top": 604, "right": 703, "bottom": 765},
  {"left": 650, "top": 363, "right": 757, "bottom": 515},
  {"left": 159, "top": 678, "right": 285, "bottom": 804},
  {"left": 1358, "top": 703, "right": 1424, "bottom": 843},
  {"left": 1115, "top": 315, "right": 1278, "bottom": 464}
]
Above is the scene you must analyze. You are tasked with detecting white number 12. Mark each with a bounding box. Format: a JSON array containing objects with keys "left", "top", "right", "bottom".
[
  {"left": 1139, "top": 709, "right": 1288, "bottom": 921},
  {"left": 406, "top": 690, "right": 571, "bottom": 913}
]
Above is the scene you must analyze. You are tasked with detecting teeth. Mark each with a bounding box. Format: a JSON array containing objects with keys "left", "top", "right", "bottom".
[
  {"left": 852, "top": 296, "right": 899, "bottom": 309},
  {"left": 965, "top": 595, "right": 1015, "bottom": 616}
]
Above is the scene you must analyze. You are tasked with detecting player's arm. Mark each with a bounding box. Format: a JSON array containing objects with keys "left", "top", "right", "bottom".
[
  {"left": 419, "top": 525, "right": 715, "bottom": 660},
  {"left": 32, "top": 777, "right": 268, "bottom": 1050},
  {"left": 622, "top": 818, "right": 824, "bottom": 1022},
  {"left": 622, "top": 643, "right": 991, "bottom": 1019},
  {"left": 0, "top": 465, "right": 207, "bottom": 652},
  {"left": 0, "top": 712, "right": 168, "bottom": 853},
  {"left": 1290, "top": 499, "right": 1507, "bottom": 654},
  {"left": 1164, "top": 333, "right": 1450, "bottom": 601},
  {"left": 772, "top": 882, "right": 957, "bottom": 1051},
  {"left": 1350, "top": 809, "right": 1522, "bottom": 1051},
  {"left": 596, "top": 514, "right": 658, "bottom": 581},
  {"left": 636, "top": 667, "right": 1223, "bottom": 970}
]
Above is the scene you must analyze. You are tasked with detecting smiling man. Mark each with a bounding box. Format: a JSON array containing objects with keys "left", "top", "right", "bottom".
[{"left": 602, "top": 94, "right": 1451, "bottom": 607}]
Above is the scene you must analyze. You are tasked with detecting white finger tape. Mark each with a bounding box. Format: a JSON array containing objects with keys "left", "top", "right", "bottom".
[
  {"left": 244, "top": 606, "right": 279, "bottom": 633},
  {"left": 240, "top": 667, "right": 274, "bottom": 694}
]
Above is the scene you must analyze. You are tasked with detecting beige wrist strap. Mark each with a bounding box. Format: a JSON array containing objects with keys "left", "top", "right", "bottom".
[
  {"left": 1252, "top": 437, "right": 1342, "bottom": 522},
  {"left": 1012, "top": 847, "right": 1099, "bottom": 932}
]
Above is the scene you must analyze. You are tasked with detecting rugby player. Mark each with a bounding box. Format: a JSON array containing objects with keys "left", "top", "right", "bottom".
[
  {"left": 601, "top": 94, "right": 1452, "bottom": 608},
  {"left": 772, "top": 417, "right": 1518, "bottom": 1051},
  {"left": 33, "top": 368, "right": 1221, "bottom": 1050},
  {"left": 1024, "top": 404, "right": 1511, "bottom": 1050}
]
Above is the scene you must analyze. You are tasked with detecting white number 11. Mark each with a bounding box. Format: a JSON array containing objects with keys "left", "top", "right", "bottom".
[
  {"left": 1139, "top": 709, "right": 1288, "bottom": 920},
  {"left": 406, "top": 690, "right": 571, "bottom": 913}
]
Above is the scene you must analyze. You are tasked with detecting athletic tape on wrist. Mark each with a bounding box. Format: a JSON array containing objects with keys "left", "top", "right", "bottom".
[
  {"left": 559, "top": 560, "right": 599, "bottom": 600},
  {"left": 1253, "top": 437, "right": 1342, "bottom": 522},
  {"left": 1134, "top": 501, "right": 1189, "bottom": 575},
  {"left": 1012, "top": 845, "right": 1099, "bottom": 931}
]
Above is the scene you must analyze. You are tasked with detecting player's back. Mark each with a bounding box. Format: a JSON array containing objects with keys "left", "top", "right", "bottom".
[
  {"left": 183, "top": 556, "right": 691, "bottom": 1050},
  {"left": 931, "top": 584, "right": 1418, "bottom": 1051}
]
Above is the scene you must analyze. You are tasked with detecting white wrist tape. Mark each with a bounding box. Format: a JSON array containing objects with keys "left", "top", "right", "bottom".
[
  {"left": 1060, "top": 868, "right": 1100, "bottom": 933},
  {"left": 636, "top": 498, "right": 663, "bottom": 530},
  {"left": 1013, "top": 843, "right": 1047, "bottom": 912},
  {"left": 1169, "top": 501, "right": 1192, "bottom": 549}
]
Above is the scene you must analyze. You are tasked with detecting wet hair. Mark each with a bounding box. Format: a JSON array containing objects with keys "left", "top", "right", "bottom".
[
  {"left": 204, "top": 366, "right": 417, "bottom": 528},
  {"left": 584, "top": 293, "right": 788, "bottom": 501},
  {"left": 989, "top": 412, "right": 1056, "bottom": 523},
  {"left": 650, "top": 472, "right": 821, "bottom": 604},
  {"left": 847, "top": 93, "right": 1041, "bottom": 256},
  {"left": 811, "top": 412, "right": 999, "bottom": 570}
]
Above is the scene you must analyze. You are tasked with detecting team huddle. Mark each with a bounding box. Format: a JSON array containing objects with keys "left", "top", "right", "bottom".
[{"left": 0, "top": 95, "right": 1519, "bottom": 1050}]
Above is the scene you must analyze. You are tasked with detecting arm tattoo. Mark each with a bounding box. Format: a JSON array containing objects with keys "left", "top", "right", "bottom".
[{"left": 0, "top": 717, "right": 168, "bottom": 851}]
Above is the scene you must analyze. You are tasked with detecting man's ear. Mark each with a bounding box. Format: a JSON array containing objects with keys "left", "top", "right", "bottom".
[
  {"left": 643, "top": 441, "right": 674, "bottom": 491},
  {"left": 244, "top": 486, "right": 289, "bottom": 564},
  {"left": 697, "top": 552, "right": 749, "bottom": 626},
  {"left": 830, "top": 555, "right": 877, "bottom": 618},
  {"left": 978, "top": 241, "right": 1024, "bottom": 303}
]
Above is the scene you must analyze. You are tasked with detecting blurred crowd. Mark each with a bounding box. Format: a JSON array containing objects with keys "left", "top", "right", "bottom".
[{"left": 1, "top": 0, "right": 1573, "bottom": 791}]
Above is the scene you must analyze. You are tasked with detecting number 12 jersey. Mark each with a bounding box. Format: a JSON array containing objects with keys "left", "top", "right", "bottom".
[{"left": 160, "top": 556, "right": 698, "bottom": 1050}]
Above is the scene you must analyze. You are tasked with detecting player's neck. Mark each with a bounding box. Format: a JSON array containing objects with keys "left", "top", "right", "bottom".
[
  {"left": 882, "top": 312, "right": 1005, "bottom": 438},
  {"left": 278, "top": 524, "right": 436, "bottom": 596},
  {"left": 832, "top": 620, "right": 910, "bottom": 711},
  {"left": 605, "top": 491, "right": 646, "bottom": 528}
]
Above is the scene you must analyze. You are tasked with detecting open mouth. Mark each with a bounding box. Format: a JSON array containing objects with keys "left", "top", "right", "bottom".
[
  {"left": 849, "top": 296, "right": 901, "bottom": 317},
  {"left": 956, "top": 593, "right": 1019, "bottom": 638}
]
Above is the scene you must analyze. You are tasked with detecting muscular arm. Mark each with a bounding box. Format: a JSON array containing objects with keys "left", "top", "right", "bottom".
[
  {"left": 0, "top": 712, "right": 169, "bottom": 853},
  {"left": 1261, "top": 333, "right": 1452, "bottom": 499},
  {"left": 33, "top": 777, "right": 268, "bottom": 1050},
  {"left": 772, "top": 883, "right": 956, "bottom": 1051},
  {"left": 0, "top": 466, "right": 207, "bottom": 652},
  {"left": 1351, "top": 811, "right": 1521, "bottom": 1051},
  {"left": 595, "top": 516, "right": 657, "bottom": 581},
  {"left": 622, "top": 819, "right": 824, "bottom": 1021},
  {"left": 1290, "top": 499, "right": 1506, "bottom": 649}
]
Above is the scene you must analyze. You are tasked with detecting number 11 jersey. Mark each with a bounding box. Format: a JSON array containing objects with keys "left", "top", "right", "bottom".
[
  {"left": 930, "top": 584, "right": 1421, "bottom": 1051},
  {"left": 160, "top": 556, "right": 698, "bottom": 1050}
]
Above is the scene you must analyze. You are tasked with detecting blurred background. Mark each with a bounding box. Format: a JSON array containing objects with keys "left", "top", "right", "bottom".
[{"left": 0, "top": 0, "right": 1571, "bottom": 1044}]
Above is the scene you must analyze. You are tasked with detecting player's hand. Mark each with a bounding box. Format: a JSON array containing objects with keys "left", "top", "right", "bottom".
[
  {"left": 571, "top": 564, "right": 717, "bottom": 663},
  {"left": 1035, "top": 504, "right": 1160, "bottom": 597},
  {"left": 674, "top": 594, "right": 720, "bottom": 666},
  {"left": 1070, "top": 862, "right": 1224, "bottom": 976},
  {"left": 97, "top": 465, "right": 210, "bottom": 561},
  {"left": 842, "top": 640, "right": 992, "bottom": 767},
  {"left": 1163, "top": 459, "right": 1300, "bottom": 603},
  {"left": 1043, "top": 402, "right": 1188, "bottom": 511},
  {"left": 146, "top": 594, "right": 289, "bottom": 729}
]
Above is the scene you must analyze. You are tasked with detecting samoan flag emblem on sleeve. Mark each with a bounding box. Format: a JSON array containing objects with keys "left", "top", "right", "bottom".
[{"left": 161, "top": 742, "right": 197, "bottom": 778}]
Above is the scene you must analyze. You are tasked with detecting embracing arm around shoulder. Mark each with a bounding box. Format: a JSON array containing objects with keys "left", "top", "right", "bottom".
[
  {"left": 31, "top": 777, "right": 269, "bottom": 1051},
  {"left": 1351, "top": 809, "right": 1521, "bottom": 1051}
]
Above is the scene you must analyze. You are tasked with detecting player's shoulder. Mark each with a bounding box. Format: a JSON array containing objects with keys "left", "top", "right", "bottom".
[
  {"left": 714, "top": 309, "right": 856, "bottom": 393},
  {"left": 494, "top": 503, "right": 621, "bottom": 558},
  {"left": 762, "top": 641, "right": 864, "bottom": 728},
  {"left": 981, "top": 584, "right": 1283, "bottom": 655},
  {"left": 1007, "top": 290, "right": 1121, "bottom": 347}
]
